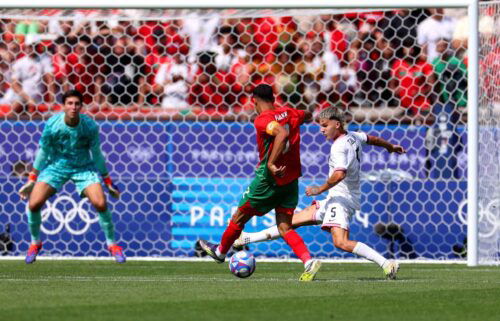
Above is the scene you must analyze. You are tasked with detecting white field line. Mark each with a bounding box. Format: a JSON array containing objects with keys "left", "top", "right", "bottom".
[
  {"left": 1, "top": 276, "right": 498, "bottom": 284},
  {"left": 0, "top": 256, "right": 470, "bottom": 264},
  {"left": 0, "top": 276, "right": 483, "bottom": 283}
]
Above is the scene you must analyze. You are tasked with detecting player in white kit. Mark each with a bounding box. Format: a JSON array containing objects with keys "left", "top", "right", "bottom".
[{"left": 234, "top": 107, "right": 405, "bottom": 279}]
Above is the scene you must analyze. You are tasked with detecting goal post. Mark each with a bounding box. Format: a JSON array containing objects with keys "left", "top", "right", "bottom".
[
  {"left": 476, "top": 0, "right": 500, "bottom": 266},
  {"left": 0, "top": 1, "right": 487, "bottom": 264},
  {"left": 467, "top": 0, "right": 479, "bottom": 267}
]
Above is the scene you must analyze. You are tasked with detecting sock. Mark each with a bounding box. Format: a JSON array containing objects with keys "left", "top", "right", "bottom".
[
  {"left": 352, "top": 242, "right": 387, "bottom": 268},
  {"left": 27, "top": 209, "right": 41, "bottom": 244},
  {"left": 218, "top": 221, "right": 243, "bottom": 255},
  {"left": 98, "top": 210, "right": 116, "bottom": 246},
  {"left": 283, "top": 230, "right": 311, "bottom": 264},
  {"left": 240, "top": 226, "right": 280, "bottom": 245},
  {"left": 215, "top": 247, "right": 224, "bottom": 258}
]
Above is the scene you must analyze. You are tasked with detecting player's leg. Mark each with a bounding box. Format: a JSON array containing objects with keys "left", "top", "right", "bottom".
[
  {"left": 330, "top": 226, "right": 399, "bottom": 279},
  {"left": 234, "top": 203, "right": 319, "bottom": 248},
  {"left": 330, "top": 227, "right": 358, "bottom": 252},
  {"left": 276, "top": 180, "right": 313, "bottom": 265},
  {"left": 276, "top": 210, "right": 321, "bottom": 281},
  {"left": 83, "top": 182, "right": 125, "bottom": 263},
  {"left": 292, "top": 204, "right": 322, "bottom": 227},
  {"left": 276, "top": 211, "right": 312, "bottom": 264},
  {"left": 220, "top": 209, "right": 253, "bottom": 254},
  {"left": 199, "top": 208, "right": 253, "bottom": 263},
  {"left": 276, "top": 211, "right": 312, "bottom": 263},
  {"left": 83, "top": 183, "right": 114, "bottom": 244},
  {"left": 276, "top": 180, "right": 321, "bottom": 281},
  {"left": 25, "top": 182, "right": 56, "bottom": 264},
  {"left": 325, "top": 200, "right": 399, "bottom": 280},
  {"left": 24, "top": 165, "right": 67, "bottom": 264},
  {"left": 199, "top": 177, "right": 271, "bottom": 263}
]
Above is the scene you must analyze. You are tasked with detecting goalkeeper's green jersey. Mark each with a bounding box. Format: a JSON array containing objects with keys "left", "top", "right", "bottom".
[{"left": 33, "top": 113, "right": 108, "bottom": 175}]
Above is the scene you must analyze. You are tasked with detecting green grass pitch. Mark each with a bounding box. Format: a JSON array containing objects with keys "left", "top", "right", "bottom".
[{"left": 0, "top": 260, "right": 499, "bottom": 321}]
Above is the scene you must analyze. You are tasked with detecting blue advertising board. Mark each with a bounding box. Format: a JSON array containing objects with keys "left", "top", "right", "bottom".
[{"left": 0, "top": 119, "right": 468, "bottom": 259}]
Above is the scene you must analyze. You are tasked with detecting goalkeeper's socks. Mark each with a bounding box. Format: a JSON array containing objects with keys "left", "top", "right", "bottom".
[
  {"left": 218, "top": 221, "right": 243, "bottom": 255},
  {"left": 352, "top": 242, "right": 387, "bottom": 268},
  {"left": 283, "top": 230, "right": 311, "bottom": 264},
  {"left": 27, "top": 208, "right": 42, "bottom": 243},
  {"left": 98, "top": 210, "right": 116, "bottom": 245}
]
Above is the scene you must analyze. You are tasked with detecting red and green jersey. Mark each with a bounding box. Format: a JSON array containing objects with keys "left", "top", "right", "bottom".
[{"left": 253, "top": 106, "right": 306, "bottom": 186}]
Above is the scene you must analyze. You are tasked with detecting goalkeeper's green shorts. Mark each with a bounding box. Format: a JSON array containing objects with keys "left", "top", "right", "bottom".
[
  {"left": 237, "top": 177, "right": 298, "bottom": 216},
  {"left": 38, "top": 164, "right": 102, "bottom": 197}
]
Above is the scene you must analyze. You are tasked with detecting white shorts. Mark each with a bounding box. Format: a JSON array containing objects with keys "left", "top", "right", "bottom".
[{"left": 313, "top": 197, "right": 356, "bottom": 231}]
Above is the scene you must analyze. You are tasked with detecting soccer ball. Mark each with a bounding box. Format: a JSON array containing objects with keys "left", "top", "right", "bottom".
[{"left": 229, "top": 250, "right": 256, "bottom": 278}]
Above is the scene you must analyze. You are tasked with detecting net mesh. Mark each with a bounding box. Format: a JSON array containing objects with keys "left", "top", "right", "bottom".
[
  {"left": 0, "top": 8, "right": 473, "bottom": 260},
  {"left": 478, "top": 1, "right": 500, "bottom": 265}
]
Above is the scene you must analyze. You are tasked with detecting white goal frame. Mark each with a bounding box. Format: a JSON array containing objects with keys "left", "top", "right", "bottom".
[{"left": 0, "top": 0, "right": 480, "bottom": 266}]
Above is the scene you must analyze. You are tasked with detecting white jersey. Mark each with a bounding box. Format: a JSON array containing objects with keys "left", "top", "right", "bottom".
[
  {"left": 417, "top": 16, "right": 456, "bottom": 62},
  {"left": 12, "top": 55, "right": 53, "bottom": 95},
  {"left": 327, "top": 131, "right": 368, "bottom": 211},
  {"left": 154, "top": 61, "right": 191, "bottom": 109},
  {"left": 0, "top": 55, "right": 53, "bottom": 104}
]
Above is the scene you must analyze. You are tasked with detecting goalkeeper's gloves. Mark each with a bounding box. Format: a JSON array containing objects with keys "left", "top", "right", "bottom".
[
  {"left": 19, "top": 172, "right": 37, "bottom": 200},
  {"left": 102, "top": 174, "right": 120, "bottom": 199}
]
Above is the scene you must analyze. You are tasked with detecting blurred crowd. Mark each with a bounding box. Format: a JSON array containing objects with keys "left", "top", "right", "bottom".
[{"left": 0, "top": 7, "right": 498, "bottom": 119}]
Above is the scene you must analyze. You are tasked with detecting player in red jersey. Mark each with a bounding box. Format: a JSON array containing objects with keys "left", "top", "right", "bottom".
[{"left": 199, "top": 84, "right": 321, "bottom": 281}]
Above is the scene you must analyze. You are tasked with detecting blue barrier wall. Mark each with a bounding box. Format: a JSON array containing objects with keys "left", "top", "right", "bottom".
[{"left": 0, "top": 120, "right": 467, "bottom": 259}]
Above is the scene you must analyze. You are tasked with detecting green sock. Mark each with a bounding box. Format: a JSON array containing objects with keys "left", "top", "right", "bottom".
[
  {"left": 27, "top": 209, "right": 41, "bottom": 243},
  {"left": 98, "top": 210, "right": 115, "bottom": 246}
]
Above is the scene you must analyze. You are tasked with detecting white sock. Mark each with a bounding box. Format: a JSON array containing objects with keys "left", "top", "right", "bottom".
[
  {"left": 240, "top": 226, "right": 281, "bottom": 245},
  {"left": 215, "top": 246, "right": 226, "bottom": 259},
  {"left": 352, "top": 242, "right": 387, "bottom": 268}
]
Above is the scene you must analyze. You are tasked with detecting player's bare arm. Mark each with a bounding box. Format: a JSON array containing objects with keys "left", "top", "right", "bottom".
[
  {"left": 367, "top": 135, "right": 406, "bottom": 154},
  {"left": 266, "top": 121, "right": 288, "bottom": 178},
  {"left": 306, "top": 170, "right": 346, "bottom": 196}
]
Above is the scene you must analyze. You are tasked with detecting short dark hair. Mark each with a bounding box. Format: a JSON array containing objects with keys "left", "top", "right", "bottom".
[
  {"left": 62, "top": 89, "right": 83, "bottom": 105},
  {"left": 253, "top": 84, "right": 275, "bottom": 103}
]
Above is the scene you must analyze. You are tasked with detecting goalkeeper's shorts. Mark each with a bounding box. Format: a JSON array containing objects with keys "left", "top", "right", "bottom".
[{"left": 38, "top": 164, "right": 102, "bottom": 197}]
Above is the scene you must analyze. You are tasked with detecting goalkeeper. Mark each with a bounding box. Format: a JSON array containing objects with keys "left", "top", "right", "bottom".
[{"left": 18, "top": 89, "right": 125, "bottom": 264}]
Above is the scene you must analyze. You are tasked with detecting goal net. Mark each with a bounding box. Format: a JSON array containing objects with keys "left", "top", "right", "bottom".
[
  {"left": 478, "top": 1, "right": 500, "bottom": 265},
  {"left": 0, "top": 8, "right": 475, "bottom": 261}
]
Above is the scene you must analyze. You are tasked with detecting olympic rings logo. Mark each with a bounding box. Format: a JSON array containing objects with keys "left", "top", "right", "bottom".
[
  {"left": 28, "top": 196, "right": 99, "bottom": 235},
  {"left": 458, "top": 198, "right": 500, "bottom": 239}
]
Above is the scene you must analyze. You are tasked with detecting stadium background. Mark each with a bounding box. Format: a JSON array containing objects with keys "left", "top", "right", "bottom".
[{"left": 0, "top": 7, "right": 494, "bottom": 260}]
